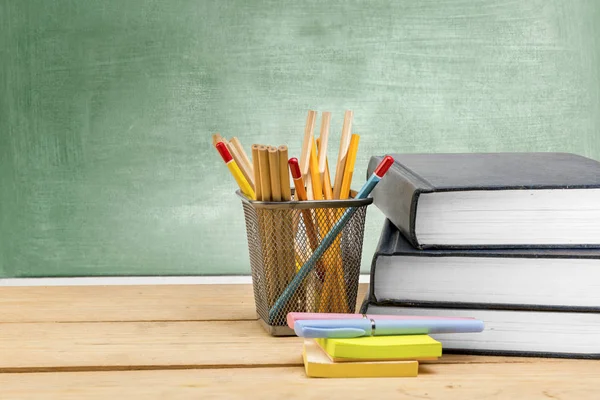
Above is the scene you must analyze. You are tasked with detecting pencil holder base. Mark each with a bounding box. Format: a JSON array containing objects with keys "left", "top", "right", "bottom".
[{"left": 257, "top": 317, "right": 295, "bottom": 336}]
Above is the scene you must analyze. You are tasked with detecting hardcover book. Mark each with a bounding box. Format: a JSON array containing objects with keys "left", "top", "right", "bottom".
[
  {"left": 367, "top": 152, "right": 600, "bottom": 249},
  {"left": 364, "top": 219, "right": 600, "bottom": 311}
]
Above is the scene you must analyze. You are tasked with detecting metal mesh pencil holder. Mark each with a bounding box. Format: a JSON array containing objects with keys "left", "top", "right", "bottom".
[{"left": 238, "top": 190, "right": 373, "bottom": 336}]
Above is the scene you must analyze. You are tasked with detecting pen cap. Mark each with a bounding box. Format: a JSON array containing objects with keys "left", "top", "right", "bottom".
[{"left": 373, "top": 155, "right": 394, "bottom": 178}]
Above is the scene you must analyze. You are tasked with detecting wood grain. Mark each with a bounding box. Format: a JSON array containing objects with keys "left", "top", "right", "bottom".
[
  {"left": 0, "top": 285, "right": 258, "bottom": 322},
  {"left": 0, "top": 319, "right": 580, "bottom": 373},
  {"left": 0, "top": 320, "right": 301, "bottom": 371},
  {"left": 0, "top": 283, "right": 598, "bottom": 399},
  {"left": 0, "top": 283, "right": 563, "bottom": 373},
  {"left": 1, "top": 362, "right": 599, "bottom": 400},
  {"left": 0, "top": 284, "right": 368, "bottom": 323}
]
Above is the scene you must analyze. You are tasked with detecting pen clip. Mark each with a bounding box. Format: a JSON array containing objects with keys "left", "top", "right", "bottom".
[{"left": 300, "top": 327, "right": 366, "bottom": 339}]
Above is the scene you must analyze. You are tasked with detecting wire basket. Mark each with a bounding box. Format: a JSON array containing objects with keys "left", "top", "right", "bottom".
[{"left": 238, "top": 190, "right": 373, "bottom": 336}]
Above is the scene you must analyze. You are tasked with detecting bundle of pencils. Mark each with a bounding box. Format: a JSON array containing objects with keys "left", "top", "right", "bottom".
[
  {"left": 213, "top": 109, "right": 361, "bottom": 315},
  {"left": 211, "top": 109, "right": 359, "bottom": 202}
]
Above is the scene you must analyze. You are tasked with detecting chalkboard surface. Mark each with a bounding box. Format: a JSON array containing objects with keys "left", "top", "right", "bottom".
[{"left": 2, "top": 1, "right": 599, "bottom": 277}]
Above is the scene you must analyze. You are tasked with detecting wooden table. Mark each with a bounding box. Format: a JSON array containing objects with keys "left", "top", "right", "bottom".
[{"left": 1, "top": 284, "right": 598, "bottom": 399}]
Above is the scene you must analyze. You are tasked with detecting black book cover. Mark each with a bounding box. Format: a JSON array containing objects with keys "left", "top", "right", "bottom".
[{"left": 367, "top": 152, "right": 600, "bottom": 249}]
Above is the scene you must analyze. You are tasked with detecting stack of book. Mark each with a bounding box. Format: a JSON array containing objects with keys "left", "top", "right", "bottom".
[
  {"left": 360, "top": 152, "right": 600, "bottom": 359},
  {"left": 288, "top": 312, "right": 483, "bottom": 377}
]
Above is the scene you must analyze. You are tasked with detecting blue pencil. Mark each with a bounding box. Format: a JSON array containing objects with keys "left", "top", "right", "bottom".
[{"left": 269, "top": 156, "right": 395, "bottom": 322}]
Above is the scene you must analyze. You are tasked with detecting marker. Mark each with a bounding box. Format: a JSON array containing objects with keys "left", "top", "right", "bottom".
[
  {"left": 288, "top": 157, "right": 308, "bottom": 201},
  {"left": 293, "top": 317, "right": 485, "bottom": 339},
  {"left": 215, "top": 142, "right": 256, "bottom": 199},
  {"left": 269, "top": 156, "right": 396, "bottom": 322}
]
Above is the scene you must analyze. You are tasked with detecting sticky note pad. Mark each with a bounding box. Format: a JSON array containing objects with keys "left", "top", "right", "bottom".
[
  {"left": 315, "top": 335, "right": 442, "bottom": 361},
  {"left": 303, "top": 340, "right": 418, "bottom": 378}
]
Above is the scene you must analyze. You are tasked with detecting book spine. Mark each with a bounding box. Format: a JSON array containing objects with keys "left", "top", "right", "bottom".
[
  {"left": 365, "top": 218, "right": 400, "bottom": 307},
  {"left": 367, "top": 156, "right": 433, "bottom": 249}
]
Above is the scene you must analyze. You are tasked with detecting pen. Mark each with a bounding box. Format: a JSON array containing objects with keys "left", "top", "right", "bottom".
[
  {"left": 215, "top": 142, "right": 256, "bottom": 199},
  {"left": 286, "top": 312, "right": 476, "bottom": 329},
  {"left": 294, "top": 317, "right": 485, "bottom": 338},
  {"left": 269, "top": 155, "right": 396, "bottom": 322}
]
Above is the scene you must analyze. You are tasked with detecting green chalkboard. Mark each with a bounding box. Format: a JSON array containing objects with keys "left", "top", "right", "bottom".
[{"left": 2, "top": 0, "right": 600, "bottom": 277}]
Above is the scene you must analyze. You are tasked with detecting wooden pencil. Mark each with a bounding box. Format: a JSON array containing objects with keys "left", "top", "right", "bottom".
[
  {"left": 289, "top": 157, "right": 323, "bottom": 311},
  {"left": 306, "top": 173, "right": 314, "bottom": 200},
  {"left": 317, "top": 113, "right": 333, "bottom": 200},
  {"left": 251, "top": 144, "right": 262, "bottom": 201},
  {"left": 226, "top": 140, "right": 255, "bottom": 191},
  {"left": 339, "top": 134, "right": 360, "bottom": 200},
  {"left": 324, "top": 157, "right": 333, "bottom": 199},
  {"left": 230, "top": 137, "right": 254, "bottom": 176},
  {"left": 309, "top": 134, "right": 328, "bottom": 304},
  {"left": 267, "top": 146, "right": 285, "bottom": 304},
  {"left": 309, "top": 137, "right": 323, "bottom": 200},
  {"left": 257, "top": 145, "right": 277, "bottom": 308},
  {"left": 316, "top": 138, "right": 333, "bottom": 200},
  {"left": 300, "top": 110, "right": 317, "bottom": 180},
  {"left": 316, "top": 135, "right": 342, "bottom": 312},
  {"left": 321, "top": 134, "right": 360, "bottom": 313},
  {"left": 332, "top": 110, "right": 353, "bottom": 199},
  {"left": 258, "top": 146, "right": 272, "bottom": 201},
  {"left": 268, "top": 146, "right": 282, "bottom": 202},
  {"left": 278, "top": 145, "right": 292, "bottom": 201},
  {"left": 317, "top": 136, "right": 337, "bottom": 271}
]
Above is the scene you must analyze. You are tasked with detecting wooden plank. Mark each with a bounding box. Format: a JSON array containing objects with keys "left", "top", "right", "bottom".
[
  {"left": 0, "top": 320, "right": 299, "bottom": 371},
  {"left": 0, "top": 284, "right": 369, "bottom": 323},
  {"left": 0, "top": 319, "right": 572, "bottom": 372},
  {"left": 2, "top": 361, "right": 599, "bottom": 400},
  {"left": 0, "top": 285, "right": 257, "bottom": 322}
]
